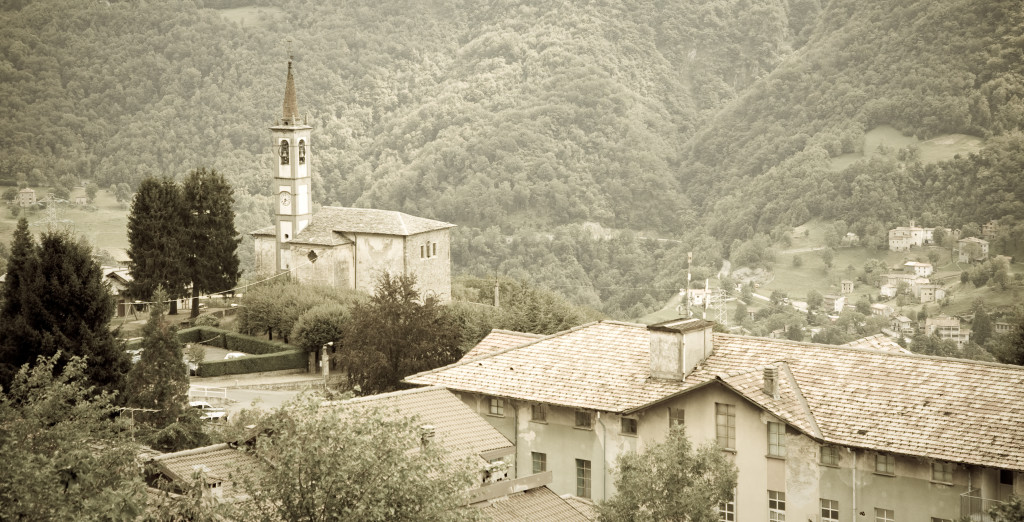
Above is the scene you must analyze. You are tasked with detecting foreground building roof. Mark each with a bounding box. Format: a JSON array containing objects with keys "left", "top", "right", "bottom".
[
  {"left": 407, "top": 321, "right": 1024, "bottom": 471},
  {"left": 475, "top": 485, "right": 594, "bottom": 521},
  {"left": 462, "top": 329, "right": 546, "bottom": 360},
  {"left": 335, "top": 385, "right": 513, "bottom": 465},
  {"left": 148, "top": 443, "right": 259, "bottom": 500}
]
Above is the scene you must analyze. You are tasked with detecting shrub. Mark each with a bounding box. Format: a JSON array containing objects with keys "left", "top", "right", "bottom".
[{"left": 196, "top": 350, "right": 307, "bottom": 377}]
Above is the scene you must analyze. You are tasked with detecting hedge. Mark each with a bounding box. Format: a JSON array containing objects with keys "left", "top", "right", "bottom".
[
  {"left": 196, "top": 350, "right": 307, "bottom": 377},
  {"left": 176, "top": 327, "right": 294, "bottom": 355}
]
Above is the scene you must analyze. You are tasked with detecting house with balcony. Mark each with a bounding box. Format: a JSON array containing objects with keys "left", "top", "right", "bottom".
[
  {"left": 904, "top": 261, "right": 934, "bottom": 277},
  {"left": 926, "top": 315, "right": 969, "bottom": 347},
  {"left": 408, "top": 319, "right": 1024, "bottom": 520},
  {"left": 958, "top": 237, "right": 990, "bottom": 263}
]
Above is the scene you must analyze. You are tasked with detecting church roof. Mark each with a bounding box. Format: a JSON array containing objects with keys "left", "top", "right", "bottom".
[{"left": 288, "top": 207, "right": 454, "bottom": 245}]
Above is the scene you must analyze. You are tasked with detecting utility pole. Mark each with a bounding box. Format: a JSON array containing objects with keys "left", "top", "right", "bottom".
[{"left": 685, "top": 252, "right": 692, "bottom": 318}]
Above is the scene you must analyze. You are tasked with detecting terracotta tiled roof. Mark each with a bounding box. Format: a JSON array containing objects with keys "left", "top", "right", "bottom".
[
  {"left": 407, "top": 322, "right": 1024, "bottom": 470},
  {"left": 281, "top": 206, "right": 454, "bottom": 246},
  {"left": 336, "top": 386, "right": 513, "bottom": 465},
  {"left": 462, "top": 330, "right": 545, "bottom": 360},
  {"left": 149, "top": 443, "right": 259, "bottom": 499},
  {"left": 843, "top": 334, "right": 911, "bottom": 354},
  {"left": 476, "top": 486, "right": 595, "bottom": 522},
  {"left": 251, "top": 225, "right": 274, "bottom": 237}
]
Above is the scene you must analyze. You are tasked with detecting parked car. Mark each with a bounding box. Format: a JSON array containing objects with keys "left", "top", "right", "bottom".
[
  {"left": 190, "top": 401, "right": 228, "bottom": 422},
  {"left": 224, "top": 352, "right": 246, "bottom": 360}
]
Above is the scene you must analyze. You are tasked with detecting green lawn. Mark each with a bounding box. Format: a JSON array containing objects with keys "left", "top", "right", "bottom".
[
  {"left": 0, "top": 189, "right": 129, "bottom": 253},
  {"left": 830, "top": 125, "right": 983, "bottom": 171}
]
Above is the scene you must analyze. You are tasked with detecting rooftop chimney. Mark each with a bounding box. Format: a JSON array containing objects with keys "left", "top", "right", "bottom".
[
  {"left": 763, "top": 366, "right": 779, "bottom": 398},
  {"left": 648, "top": 318, "right": 715, "bottom": 380}
]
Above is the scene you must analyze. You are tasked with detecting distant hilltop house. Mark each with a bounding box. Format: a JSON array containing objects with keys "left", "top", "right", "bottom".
[
  {"left": 251, "top": 60, "right": 453, "bottom": 301},
  {"left": 888, "top": 221, "right": 936, "bottom": 251},
  {"left": 840, "top": 280, "right": 854, "bottom": 294},
  {"left": 904, "top": 261, "right": 933, "bottom": 277},
  {"left": 17, "top": 187, "right": 36, "bottom": 207},
  {"left": 918, "top": 283, "right": 946, "bottom": 304},
  {"left": 982, "top": 219, "right": 999, "bottom": 239},
  {"left": 880, "top": 283, "right": 897, "bottom": 298},
  {"left": 870, "top": 302, "right": 894, "bottom": 317},
  {"left": 958, "top": 237, "right": 989, "bottom": 263},
  {"left": 822, "top": 294, "right": 845, "bottom": 313},
  {"left": 70, "top": 186, "right": 87, "bottom": 205}
]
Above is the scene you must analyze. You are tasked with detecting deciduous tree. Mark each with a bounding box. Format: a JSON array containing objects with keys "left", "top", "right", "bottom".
[{"left": 599, "top": 426, "right": 737, "bottom": 522}]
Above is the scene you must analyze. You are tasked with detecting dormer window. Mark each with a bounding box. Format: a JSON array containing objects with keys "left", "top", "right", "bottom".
[
  {"left": 298, "top": 140, "right": 306, "bottom": 165},
  {"left": 280, "top": 140, "right": 289, "bottom": 165}
]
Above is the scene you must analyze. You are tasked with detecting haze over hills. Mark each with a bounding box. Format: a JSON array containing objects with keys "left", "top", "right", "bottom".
[{"left": 1, "top": 0, "right": 1021, "bottom": 317}]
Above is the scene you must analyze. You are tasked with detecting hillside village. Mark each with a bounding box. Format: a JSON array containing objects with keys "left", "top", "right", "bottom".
[{"left": 2, "top": 0, "right": 1024, "bottom": 520}]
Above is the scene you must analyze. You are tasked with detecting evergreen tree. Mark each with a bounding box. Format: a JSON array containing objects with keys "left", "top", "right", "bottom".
[
  {"left": 2, "top": 225, "right": 127, "bottom": 392},
  {"left": 182, "top": 168, "right": 240, "bottom": 318},
  {"left": 973, "top": 306, "right": 993, "bottom": 346},
  {"left": 0, "top": 218, "right": 42, "bottom": 389},
  {"left": 124, "top": 288, "right": 189, "bottom": 429},
  {"left": 127, "top": 178, "right": 189, "bottom": 314}
]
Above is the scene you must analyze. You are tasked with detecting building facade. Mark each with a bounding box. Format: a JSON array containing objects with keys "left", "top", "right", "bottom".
[
  {"left": 958, "top": 237, "right": 990, "bottom": 263},
  {"left": 408, "top": 320, "right": 1024, "bottom": 520}
]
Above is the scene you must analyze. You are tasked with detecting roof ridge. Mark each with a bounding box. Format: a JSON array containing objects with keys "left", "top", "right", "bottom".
[
  {"left": 328, "top": 385, "right": 446, "bottom": 407},
  {"left": 778, "top": 361, "right": 822, "bottom": 439},
  {"left": 489, "top": 329, "right": 545, "bottom": 338},
  {"left": 404, "top": 321, "right": 606, "bottom": 383},
  {"left": 151, "top": 442, "right": 231, "bottom": 461},
  {"left": 714, "top": 332, "right": 1024, "bottom": 371}
]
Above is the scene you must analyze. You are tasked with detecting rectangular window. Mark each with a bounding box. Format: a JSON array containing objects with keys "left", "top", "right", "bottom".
[
  {"left": 716, "top": 403, "right": 736, "bottom": 449},
  {"left": 875, "top": 508, "right": 894, "bottom": 522},
  {"left": 420, "top": 245, "right": 424, "bottom": 258},
  {"left": 1000, "top": 469, "right": 1015, "bottom": 485},
  {"left": 820, "top": 499, "right": 839, "bottom": 522},
  {"left": 768, "top": 490, "right": 786, "bottom": 521},
  {"left": 532, "top": 452, "right": 546, "bottom": 474},
  {"left": 875, "top": 453, "right": 895, "bottom": 475},
  {"left": 621, "top": 417, "right": 638, "bottom": 436},
  {"left": 931, "top": 461, "right": 953, "bottom": 483},
  {"left": 433, "top": 243, "right": 437, "bottom": 256},
  {"left": 575, "top": 410, "right": 592, "bottom": 429},
  {"left": 768, "top": 422, "right": 786, "bottom": 457},
  {"left": 576, "top": 459, "right": 591, "bottom": 498},
  {"left": 719, "top": 493, "right": 735, "bottom": 522},
  {"left": 820, "top": 445, "right": 840, "bottom": 466},
  {"left": 531, "top": 403, "right": 546, "bottom": 423},
  {"left": 488, "top": 397, "right": 504, "bottom": 417},
  {"left": 670, "top": 407, "right": 685, "bottom": 427}
]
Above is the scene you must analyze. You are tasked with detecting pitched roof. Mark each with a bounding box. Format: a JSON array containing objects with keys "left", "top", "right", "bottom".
[
  {"left": 407, "top": 321, "right": 1024, "bottom": 471},
  {"left": 255, "top": 206, "right": 455, "bottom": 245},
  {"left": 843, "top": 334, "right": 911, "bottom": 354},
  {"left": 462, "top": 330, "right": 545, "bottom": 360},
  {"left": 282, "top": 60, "right": 300, "bottom": 124},
  {"left": 336, "top": 386, "right": 513, "bottom": 465},
  {"left": 475, "top": 486, "right": 594, "bottom": 522},
  {"left": 149, "top": 443, "right": 259, "bottom": 499}
]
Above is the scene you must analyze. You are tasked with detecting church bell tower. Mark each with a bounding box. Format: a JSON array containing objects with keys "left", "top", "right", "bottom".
[{"left": 270, "top": 59, "right": 313, "bottom": 273}]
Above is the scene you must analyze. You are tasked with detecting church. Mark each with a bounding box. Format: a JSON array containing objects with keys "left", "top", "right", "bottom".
[{"left": 253, "top": 60, "right": 454, "bottom": 301}]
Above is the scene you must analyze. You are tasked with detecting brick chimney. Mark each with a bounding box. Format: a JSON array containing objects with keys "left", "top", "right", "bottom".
[
  {"left": 419, "top": 424, "right": 436, "bottom": 447},
  {"left": 763, "top": 366, "right": 779, "bottom": 398},
  {"left": 648, "top": 318, "right": 715, "bottom": 380}
]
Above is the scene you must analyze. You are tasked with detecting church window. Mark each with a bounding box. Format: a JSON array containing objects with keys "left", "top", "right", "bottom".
[
  {"left": 298, "top": 140, "right": 306, "bottom": 165},
  {"left": 433, "top": 243, "right": 437, "bottom": 256},
  {"left": 420, "top": 245, "right": 425, "bottom": 258},
  {"left": 280, "top": 140, "right": 289, "bottom": 165}
]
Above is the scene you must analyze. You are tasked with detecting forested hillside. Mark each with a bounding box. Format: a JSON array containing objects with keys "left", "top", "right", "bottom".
[{"left": 1, "top": 0, "right": 1022, "bottom": 318}]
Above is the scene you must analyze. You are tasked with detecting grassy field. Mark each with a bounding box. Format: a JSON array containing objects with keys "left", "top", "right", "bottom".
[
  {"left": 830, "top": 125, "right": 984, "bottom": 171},
  {"left": 0, "top": 189, "right": 129, "bottom": 253},
  {"left": 215, "top": 6, "right": 286, "bottom": 28}
]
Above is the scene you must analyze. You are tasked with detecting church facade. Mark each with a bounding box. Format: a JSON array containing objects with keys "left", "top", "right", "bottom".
[{"left": 252, "top": 60, "right": 454, "bottom": 301}]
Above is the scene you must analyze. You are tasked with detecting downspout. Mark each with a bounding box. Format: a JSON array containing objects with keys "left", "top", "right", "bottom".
[
  {"left": 352, "top": 235, "right": 358, "bottom": 291},
  {"left": 513, "top": 402, "right": 519, "bottom": 479},
  {"left": 597, "top": 412, "right": 608, "bottom": 501},
  {"left": 852, "top": 449, "right": 858, "bottom": 519}
]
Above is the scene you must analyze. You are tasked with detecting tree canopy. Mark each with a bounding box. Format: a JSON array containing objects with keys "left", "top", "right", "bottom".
[{"left": 598, "top": 426, "right": 737, "bottom": 522}]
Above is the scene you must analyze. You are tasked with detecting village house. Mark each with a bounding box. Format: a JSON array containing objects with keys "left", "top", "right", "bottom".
[
  {"left": 904, "top": 261, "right": 933, "bottom": 277},
  {"left": 840, "top": 280, "right": 853, "bottom": 294},
  {"left": 251, "top": 60, "right": 454, "bottom": 300},
  {"left": 994, "top": 322, "right": 1015, "bottom": 336},
  {"left": 958, "top": 237, "right": 989, "bottom": 263},
  {"left": 925, "top": 315, "right": 969, "bottom": 347},
  {"left": 70, "top": 186, "right": 87, "bottom": 205},
  {"left": 982, "top": 219, "right": 999, "bottom": 239},
  {"left": 822, "top": 294, "right": 845, "bottom": 314},
  {"left": 879, "top": 283, "right": 897, "bottom": 298},
  {"left": 887, "top": 221, "right": 935, "bottom": 251},
  {"left": 918, "top": 283, "right": 946, "bottom": 304},
  {"left": 17, "top": 187, "right": 36, "bottom": 207},
  {"left": 407, "top": 319, "right": 1024, "bottom": 521},
  {"left": 869, "top": 303, "right": 894, "bottom": 318},
  {"left": 842, "top": 333, "right": 911, "bottom": 354},
  {"left": 891, "top": 315, "right": 916, "bottom": 337}
]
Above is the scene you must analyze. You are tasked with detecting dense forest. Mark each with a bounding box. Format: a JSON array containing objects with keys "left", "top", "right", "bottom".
[{"left": 1, "top": 0, "right": 1022, "bottom": 318}]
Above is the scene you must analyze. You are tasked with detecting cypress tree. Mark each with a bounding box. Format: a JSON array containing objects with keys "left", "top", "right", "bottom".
[
  {"left": 0, "top": 218, "right": 42, "bottom": 389},
  {"left": 127, "top": 177, "right": 189, "bottom": 314},
  {"left": 182, "top": 168, "right": 240, "bottom": 318},
  {"left": 124, "top": 288, "right": 189, "bottom": 428}
]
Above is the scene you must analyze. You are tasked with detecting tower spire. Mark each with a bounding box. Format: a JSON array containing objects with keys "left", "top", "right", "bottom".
[{"left": 282, "top": 59, "right": 300, "bottom": 125}]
